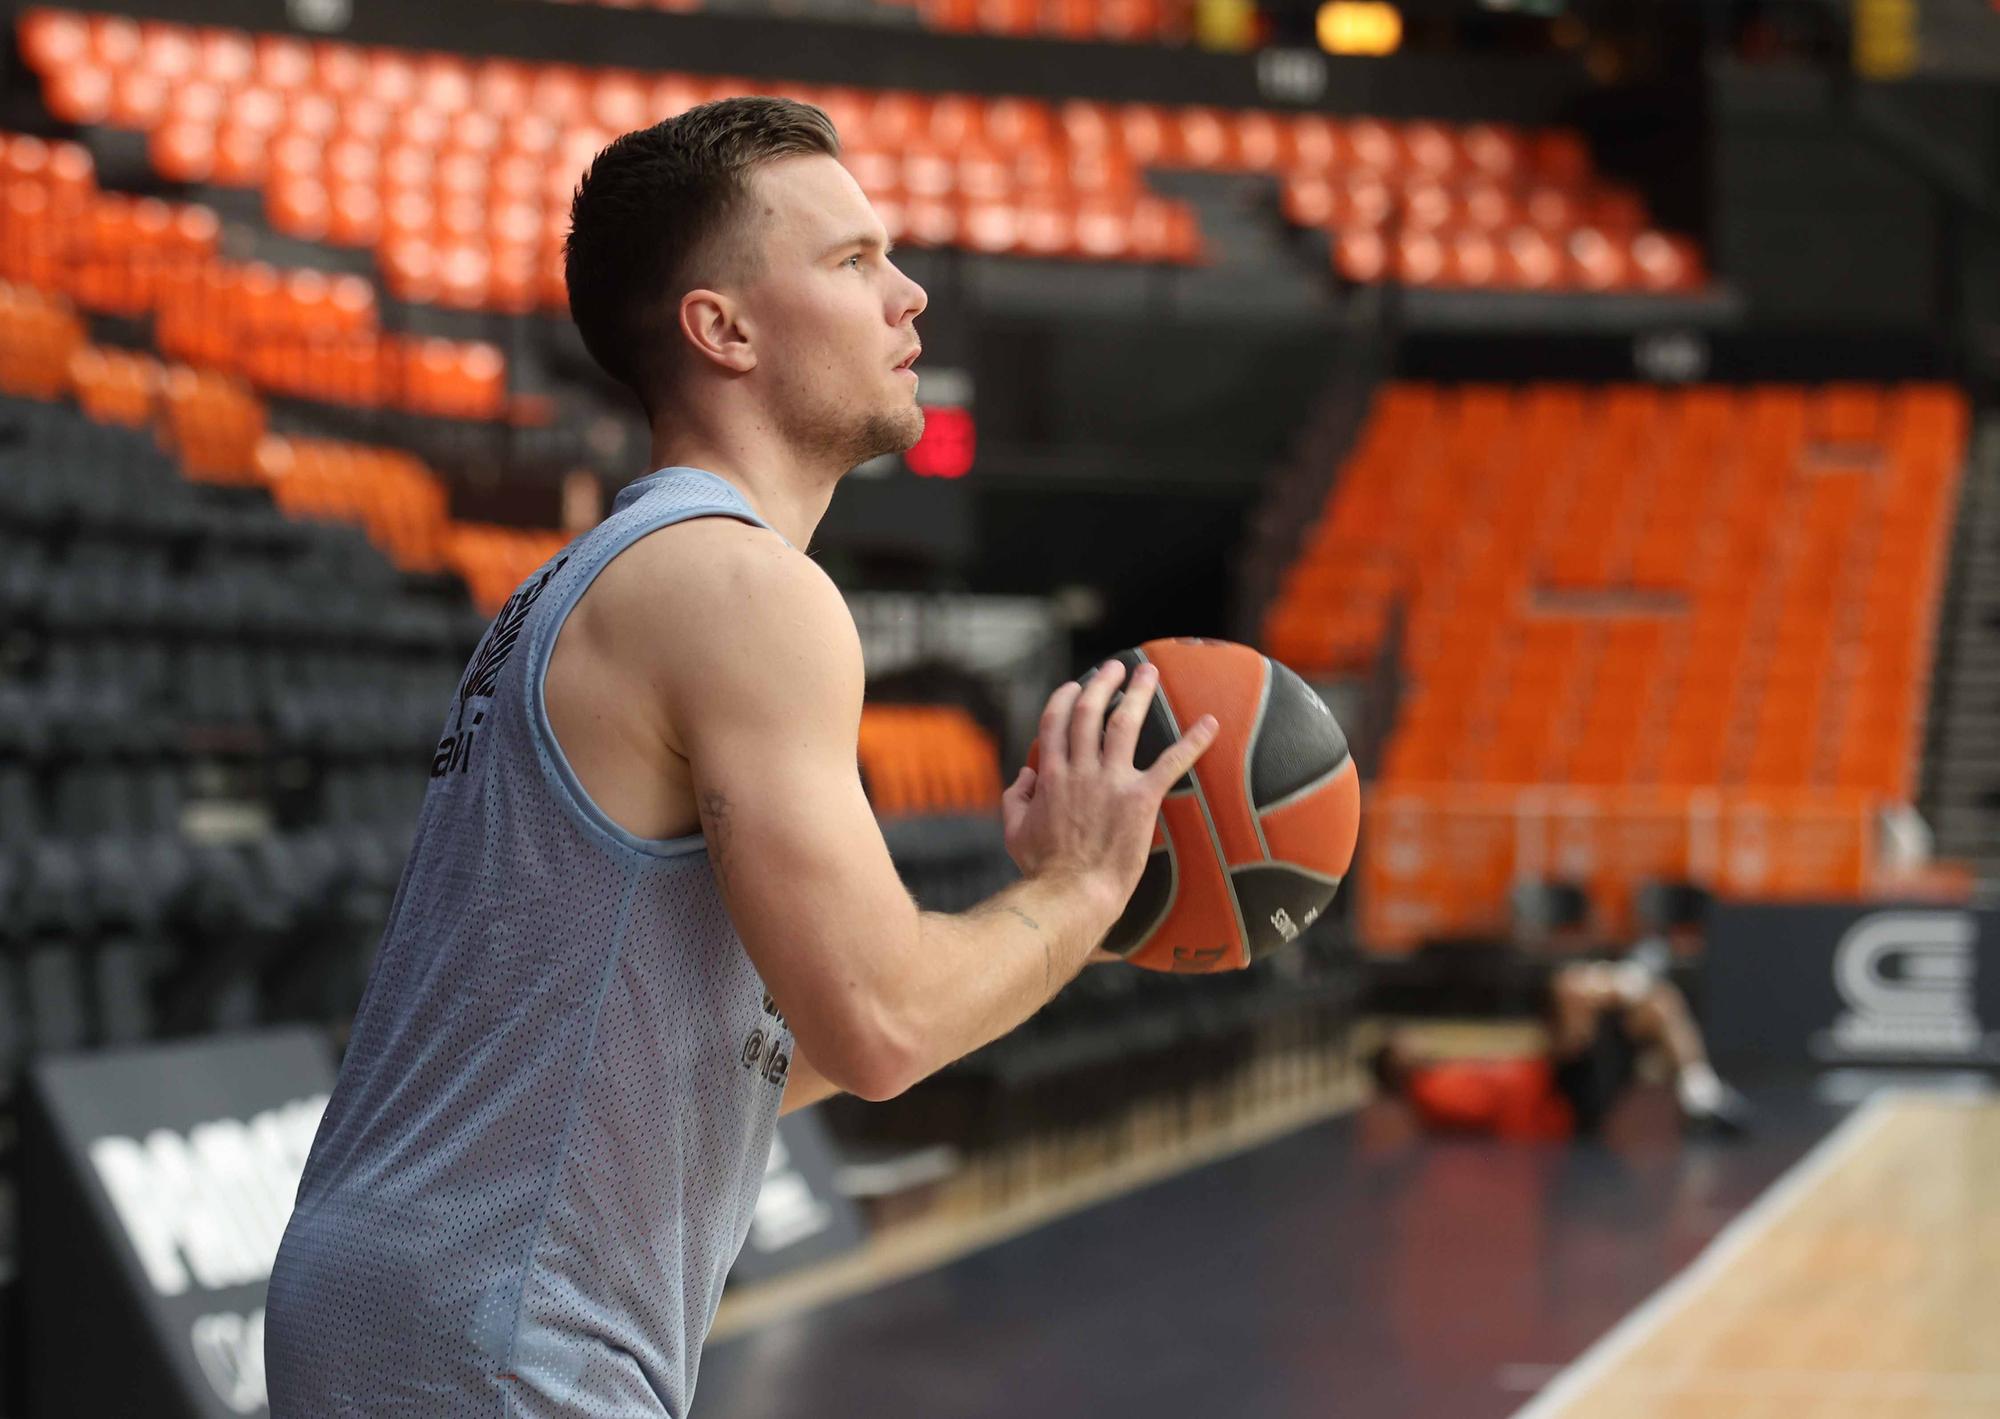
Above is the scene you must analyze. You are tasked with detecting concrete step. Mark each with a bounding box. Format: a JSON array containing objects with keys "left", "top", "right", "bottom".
[
  {"left": 1932, "top": 819, "right": 2000, "bottom": 844},
  {"left": 1935, "top": 739, "right": 2000, "bottom": 761},
  {"left": 1938, "top": 657, "right": 2000, "bottom": 677},
  {"left": 1933, "top": 801, "right": 2000, "bottom": 825},
  {"left": 1934, "top": 816, "right": 2000, "bottom": 835},
  {"left": 1936, "top": 712, "right": 2000, "bottom": 736},
  {"left": 1930, "top": 747, "right": 2000, "bottom": 768},
  {"left": 1930, "top": 791, "right": 2000, "bottom": 814},
  {"left": 1936, "top": 678, "right": 2000, "bottom": 700},
  {"left": 1935, "top": 832, "right": 2000, "bottom": 852},
  {"left": 1915, "top": 433, "right": 1992, "bottom": 830},
  {"left": 1949, "top": 627, "right": 2000, "bottom": 653},
  {"left": 1936, "top": 736, "right": 2000, "bottom": 758},
  {"left": 1927, "top": 756, "right": 2000, "bottom": 779}
]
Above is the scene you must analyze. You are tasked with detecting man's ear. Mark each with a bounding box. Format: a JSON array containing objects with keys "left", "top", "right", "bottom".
[{"left": 679, "top": 289, "right": 756, "bottom": 374}]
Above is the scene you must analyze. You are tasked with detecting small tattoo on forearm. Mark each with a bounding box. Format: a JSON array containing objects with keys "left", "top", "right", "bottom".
[{"left": 976, "top": 900, "right": 1051, "bottom": 993}]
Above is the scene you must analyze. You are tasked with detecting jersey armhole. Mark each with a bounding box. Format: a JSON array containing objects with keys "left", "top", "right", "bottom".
[{"left": 525, "top": 506, "right": 774, "bottom": 860}]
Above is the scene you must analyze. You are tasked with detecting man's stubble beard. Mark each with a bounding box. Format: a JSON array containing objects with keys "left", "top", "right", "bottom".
[
  {"left": 784, "top": 385, "right": 925, "bottom": 474},
  {"left": 851, "top": 401, "right": 925, "bottom": 469}
]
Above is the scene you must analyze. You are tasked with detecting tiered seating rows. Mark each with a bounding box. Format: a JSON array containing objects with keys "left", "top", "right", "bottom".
[
  {"left": 547, "top": 0, "right": 1199, "bottom": 47},
  {"left": 7, "top": 278, "right": 997, "bottom": 823},
  {"left": 0, "top": 132, "right": 510, "bottom": 419},
  {"left": 19, "top": 9, "right": 1701, "bottom": 295},
  {"left": 1, "top": 268, "right": 559, "bottom": 606},
  {"left": 1259, "top": 381, "right": 1966, "bottom": 944}
]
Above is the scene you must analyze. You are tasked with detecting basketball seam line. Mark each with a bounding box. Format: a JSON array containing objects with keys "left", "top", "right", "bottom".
[
  {"left": 1126, "top": 647, "right": 1180, "bottom": 959},
  {"left": 1246, "top": 654, "right": 1273, "bottom": 863},
  {"left": 1254, "top": 753, "right": 1355, "bottom": 821},
  {"left": 1147, "top": 648, "right": 1250, "bottom": 966},
  {"left": 1130, "top": 835, "right": 1179, "bottom": 961},
  {"left": 1138, "top": 648, "right": 1197, "bottom": 798},
  {"left": 1239, "top": 863, "right": 1346, "bottom": 890}
]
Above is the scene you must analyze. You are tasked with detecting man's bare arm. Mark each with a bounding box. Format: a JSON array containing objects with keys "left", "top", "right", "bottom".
[
  {"left": 617, "top": 521, "right": 1211, "bottom": 1102},
  {"left": 779, "top": 1047, "right": 843, "bottom": 1116}
]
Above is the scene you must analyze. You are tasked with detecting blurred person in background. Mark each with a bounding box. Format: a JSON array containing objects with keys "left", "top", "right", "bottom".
[{"left": 1369, "top": 956, "right": 1754, "bottom": 1141}]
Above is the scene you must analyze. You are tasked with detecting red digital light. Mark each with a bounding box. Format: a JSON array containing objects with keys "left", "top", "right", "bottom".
[{"left": 906, "top": 404, "right": 975, "bottom": 479}]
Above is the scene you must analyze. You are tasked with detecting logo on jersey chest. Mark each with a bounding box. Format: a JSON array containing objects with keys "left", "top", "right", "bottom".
[
  {"left": 743, "top": 992, "right": 791, "bottom": 1089},
  {"left": 433, "top": 555, "right": 569, "bottom": 781}
]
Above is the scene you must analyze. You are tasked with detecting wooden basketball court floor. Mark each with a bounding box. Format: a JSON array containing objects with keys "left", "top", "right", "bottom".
[
  {"left": 1514, "top": 1090, "right": 1999, "bottom": 1419},
  {"left": 697, "top": 1083, "right": 1996, "bottom": 1419}
]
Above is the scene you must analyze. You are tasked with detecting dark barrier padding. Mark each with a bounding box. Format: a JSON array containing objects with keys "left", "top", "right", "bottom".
[
  {"left": 1704, "top": 902, "right": 2000, "bottom": 1071},
  {"left": 19, "top": 1024, "right": 858, "bottom": 1414},
  {"left": 21, "top": 1027, "right": 336, "bottom": 1419}
]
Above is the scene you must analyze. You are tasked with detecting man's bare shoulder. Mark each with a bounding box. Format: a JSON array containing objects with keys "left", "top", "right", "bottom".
[{"left": 586, "top": 515, "right": 859, "bottom": 673}]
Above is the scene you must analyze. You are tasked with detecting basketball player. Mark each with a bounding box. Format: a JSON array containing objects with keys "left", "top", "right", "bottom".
[
  {"left": 1369, "top": 959, "right": 1754, "bottom": 1140},
  {"left": 265, "top": 98, "right": 1219, "bottom": 1416}
]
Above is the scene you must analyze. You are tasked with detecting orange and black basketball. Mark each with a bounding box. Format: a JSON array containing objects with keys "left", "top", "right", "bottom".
[{"left": 1072, "top": 637, "right": 1359, "bottom": 973}]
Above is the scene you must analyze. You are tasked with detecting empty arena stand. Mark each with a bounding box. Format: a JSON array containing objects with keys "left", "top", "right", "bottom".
[
  {"left": 1281, "top": 124, "right": 1700, "bottom": 292},
  {"left": 1261, "top": 381, "right": 1967, "bottom": 946},
  {"left": 0, "top": 7, "right": 1368, "bottom": 1170},
  {"left": 0, "top": 270, "right": 534, "bottom": 618},
  {"left": 14, "top": 8, "right": 1702, "bottom": 294},
  {"left": 0, "top": 378, "right": 476, "bottom": 1054},
  {"left": 0, "top": 281, "right": 1033, "bottom": 1071},
  {"left": 545, "top": 0, "right": 1201, "bottom": 46},
  {"left": 0, "top": 132, "right": 511, "bottom": 419}
]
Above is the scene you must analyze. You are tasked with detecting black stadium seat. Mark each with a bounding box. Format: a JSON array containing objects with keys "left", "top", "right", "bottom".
[
  {"left": 0, "top": 768, "right": 39, "bottom": 850},
  {"left": 93, "top": 933, "right": 173, "bottom": 1044},
  {"left": 0, "top": 388, "right": 491, "bottom": 1048},
  {"left": 0, "top": 534, "right": 46, "bottom": 621},
  {"left": 130, "top": 765, "right": 184, "bottom": 833},
  {"left": 52, "top": 763, "right": 136, "bottom": 837},
  {"left": 0, "top": 848, "right": 18, "bottom": 945},
  {"left": 22, "top": 943, "right": 89, "bottom": 1054},
  {"left": 129, "top": 833, "right": 194, "bottom": 920},
  {"left": 16, "top": 841, "right": 92, "bottom": 940},
  {"left": 83, "top": 835, "right": 163, "bottom": 934},
  {"left": 0, "top": 696, "right": 52, "bottom": 762}
]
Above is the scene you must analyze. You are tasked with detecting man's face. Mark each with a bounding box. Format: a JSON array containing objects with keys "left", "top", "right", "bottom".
[{"left": 732, "top": 154, "right": 928, "bottom": 471}]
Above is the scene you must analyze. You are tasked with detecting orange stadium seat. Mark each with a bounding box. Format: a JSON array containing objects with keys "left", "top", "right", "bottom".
[
  {"left": 67, "top": 343, "right": 161, "bottom": 425},
  {"left": 443, "top": 522, "right": 575, "bottom": 614},
  {"left": 858, "top": 705, "right": 1004, "bottom": 817},
  {"left": 1261, "top": 381, "right": 1967, "bottom": 947},
  {"left": 160, "top": 364, "right": 266, "bottom": 482},
  {"left": 0, "top": 277, "right": 85, "bottom": 397},
  {"left": 14, "top": 9, "right": 1716, "bottom": 297},
  {"left": 2, "top": 124, "right": 510, "bottom": 419},
  {"left": 550, "top": 0, "right": 1189, "bottom": 42},
  {"left": 258, "top": 435, "right": 452, "bottom": 573},
  {"left": 0, "top": 140, "right": 555, "bottom": 607}
]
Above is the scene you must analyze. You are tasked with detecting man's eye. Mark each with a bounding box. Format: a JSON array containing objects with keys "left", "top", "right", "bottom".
[{"left": 846, "top": 253, "right": 863, "bottom": 269}]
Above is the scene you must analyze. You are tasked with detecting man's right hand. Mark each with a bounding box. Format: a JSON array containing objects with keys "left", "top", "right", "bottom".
[{"left": 1000, "top": 658, "right": 1219, "bottom": 925}]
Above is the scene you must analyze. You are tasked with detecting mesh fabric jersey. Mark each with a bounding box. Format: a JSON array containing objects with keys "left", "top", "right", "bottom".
[{"left": 267, "top": 468, "right": 796, "bottom": 1417}]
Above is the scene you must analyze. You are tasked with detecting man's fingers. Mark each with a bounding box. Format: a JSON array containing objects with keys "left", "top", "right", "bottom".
[
  {"left": 1146, "top": 714, "right": 1218, "bottom": 793},
  {"left": 1068, "top": 659, "right": 1127, "bottom": 766},
  {"left": 1101, "top": 662, "right": 1158, "bottom": 769},
  {"left": 1000, "top": 764, "right": 1036, "bottom": 838},
  {"left": 1037, "top": 680, "right": 1084, "bottom": 771}
]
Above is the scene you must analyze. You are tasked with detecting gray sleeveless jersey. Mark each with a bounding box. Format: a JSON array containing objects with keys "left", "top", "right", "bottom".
[{"left": 267, "top": 468, "right": 796, "bottom": 1417}]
